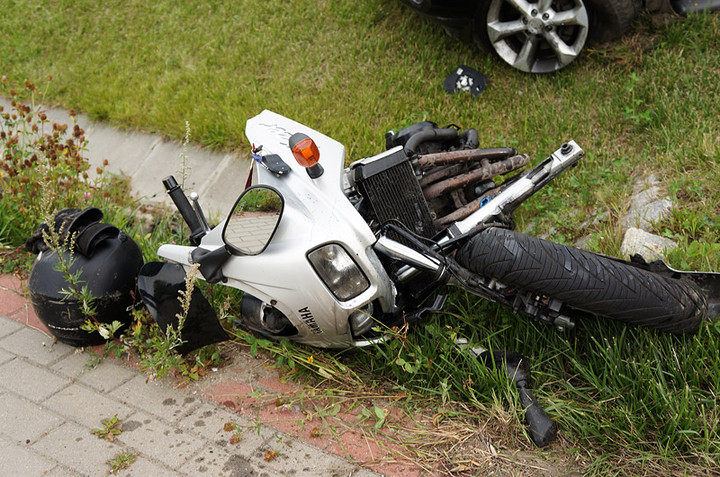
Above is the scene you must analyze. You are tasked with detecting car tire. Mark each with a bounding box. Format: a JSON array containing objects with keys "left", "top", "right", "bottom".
[
  {"left": 585, "top": 0, "right": 640, "bottom": 43},
  {"left": 473, "top": 0, "right": 639, "bottom": 73}
]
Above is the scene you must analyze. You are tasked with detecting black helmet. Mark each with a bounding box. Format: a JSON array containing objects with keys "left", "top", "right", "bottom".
[{"left": 27, "top": 208, "right": 143, "bottom": 346}]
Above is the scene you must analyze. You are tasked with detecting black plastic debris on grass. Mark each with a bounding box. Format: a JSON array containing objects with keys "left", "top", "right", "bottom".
[{"left": 443, "top": 65, "right": 488, "bottom": 97}]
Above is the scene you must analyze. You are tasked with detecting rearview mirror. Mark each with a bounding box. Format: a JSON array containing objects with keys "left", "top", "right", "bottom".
[{"left": 222, "top": 186, "right": 283, "bottom": 255}]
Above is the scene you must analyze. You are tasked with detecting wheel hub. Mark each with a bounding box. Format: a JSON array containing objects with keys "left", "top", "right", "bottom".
[
  {"left": 486, "top": 0, "right": 589, "bottom": 73},
  {"left": 527, "top": 17, "right": 545, "bottom": 35}
]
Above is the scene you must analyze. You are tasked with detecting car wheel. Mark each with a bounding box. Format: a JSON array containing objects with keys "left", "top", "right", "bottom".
[{"left": 474, "top": 0, "right": 638, "bottom": 73}]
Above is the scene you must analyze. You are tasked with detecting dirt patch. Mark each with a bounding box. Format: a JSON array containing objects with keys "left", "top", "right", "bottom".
[{"left": 186, "top": 341, "right": 580, "bottom": 476}]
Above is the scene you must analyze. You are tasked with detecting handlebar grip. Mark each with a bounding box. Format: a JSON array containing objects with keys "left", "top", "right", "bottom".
[
  {"left": 518, "top": 386, "right": 558, "bottom": 447},
  {"left": 162, "top": 176, "right": 206, "bottom": 245}
]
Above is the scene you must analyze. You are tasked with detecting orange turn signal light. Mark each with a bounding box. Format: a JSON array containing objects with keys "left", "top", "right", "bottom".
[{"left": 289, "top": 133, "right": 320, "bottom": 168}]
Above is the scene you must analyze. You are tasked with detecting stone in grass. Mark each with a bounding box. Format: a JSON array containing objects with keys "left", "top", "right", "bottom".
[
  {"left": 620, "top": 227, "right": 677, "bottom": 262},
  {"left": 621, "top": 175, "right": 673, "bottom": 231}
]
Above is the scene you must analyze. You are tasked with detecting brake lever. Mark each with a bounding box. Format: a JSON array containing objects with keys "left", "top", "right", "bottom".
[{"left": 456, "top": 339, "right": 558, "bottom": 447}]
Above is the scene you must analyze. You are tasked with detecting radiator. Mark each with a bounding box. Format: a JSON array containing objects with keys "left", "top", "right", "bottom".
[{"left": 351, "top": 148, "right": 435, "bottom": 240}]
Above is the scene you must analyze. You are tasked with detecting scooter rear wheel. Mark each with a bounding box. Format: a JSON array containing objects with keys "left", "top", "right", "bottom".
[{"left": 455, "top": 227, "right": 707, "bottom": 334}]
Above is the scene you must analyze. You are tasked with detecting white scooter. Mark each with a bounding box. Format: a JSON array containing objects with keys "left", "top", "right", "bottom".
[{"left": 138, "top": 110, "right": 719, "bottom": 446}]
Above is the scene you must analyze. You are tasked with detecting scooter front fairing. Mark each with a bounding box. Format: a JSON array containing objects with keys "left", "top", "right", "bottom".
[{"left": 155, "top": 111, "right": 398, "bottom": 348}]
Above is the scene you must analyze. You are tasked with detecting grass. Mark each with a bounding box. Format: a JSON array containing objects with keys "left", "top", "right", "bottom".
[
  {"left": 1, "top": 2, "right": 718, "bottom": 264},
  {"left": 107, "top": 450, "right": 136, "bottom": 473},
  {"left": 91, "top": 414, "right": 123, "bottom": 442},
  {"left": 2, "top": 1, "right": 720, "bottom": 474}
]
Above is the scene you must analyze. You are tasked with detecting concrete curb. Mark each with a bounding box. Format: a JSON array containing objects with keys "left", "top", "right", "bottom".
[{"left": 0, "top": 96, "right": 250, "bottom": 220}]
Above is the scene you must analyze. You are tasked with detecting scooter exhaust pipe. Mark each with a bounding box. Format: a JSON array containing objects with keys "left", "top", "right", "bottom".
[
  {"left": 422, "top": 154, "right": 530, "bottom": 199},
  {"left": 417, "top": 147, "right": 517, "bottom": 170}
]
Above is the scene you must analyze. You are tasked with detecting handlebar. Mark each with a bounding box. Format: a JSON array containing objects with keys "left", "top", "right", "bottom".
[{"left": 162, "top": 176, "right": 206, "bottom": 245}]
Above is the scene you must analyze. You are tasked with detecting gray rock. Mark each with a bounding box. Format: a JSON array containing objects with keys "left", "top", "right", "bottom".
[
  {"left": 574, "top": 235, "right": 594, "bottom": 251},
  {"left": 622, "top": 197, "right": 673, "bottom": 230},
  {"left": 621, "top": 175, "right": 673, "bottom": 230},
  {"left": 620, "top": 227, "right": 677, "bottom": 261}
]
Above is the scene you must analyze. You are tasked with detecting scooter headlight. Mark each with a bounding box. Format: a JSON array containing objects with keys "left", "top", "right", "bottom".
[{"left": 307, "top": 244, "right": 369, "bottom": 301}]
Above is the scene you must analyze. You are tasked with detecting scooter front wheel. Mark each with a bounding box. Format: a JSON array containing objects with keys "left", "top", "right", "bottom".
[{"left": 455, "top": 227, "right": 707, "bottom": 334}]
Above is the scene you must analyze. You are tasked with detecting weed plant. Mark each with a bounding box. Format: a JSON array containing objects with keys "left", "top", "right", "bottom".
[
  {"left": 107, "top": 450, "right": 137, "bottom": 473},
  {"left": 0, "top": 80, "right": 221, "bottom": 386},
  {"left": 1, "top": 81, "right": 102, "bottom": 246},
  {"left": 91, "top": 414, "right": 123, "bottom": 442}
]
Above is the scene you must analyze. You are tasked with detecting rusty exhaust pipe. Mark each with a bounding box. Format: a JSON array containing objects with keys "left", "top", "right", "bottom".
[
  {"left": 422, "top": 154, "right": 530, "bottom": 200},
  {"left": 417, "top": 147, "right": 517, "bottom": 170}
]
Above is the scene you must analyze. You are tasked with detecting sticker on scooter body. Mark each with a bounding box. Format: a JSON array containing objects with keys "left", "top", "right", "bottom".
[{"left": 298, "top": 307, "right": 322, "bottom": 335}]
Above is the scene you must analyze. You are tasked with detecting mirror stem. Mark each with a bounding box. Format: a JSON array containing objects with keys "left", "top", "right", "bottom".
[{"left": 189, "top": 192, "right": 211, "bottom": 232}]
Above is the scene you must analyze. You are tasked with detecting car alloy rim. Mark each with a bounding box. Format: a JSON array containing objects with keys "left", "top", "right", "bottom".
[{"left": 486, "top": 0, "right": 589, "bottom": 73}]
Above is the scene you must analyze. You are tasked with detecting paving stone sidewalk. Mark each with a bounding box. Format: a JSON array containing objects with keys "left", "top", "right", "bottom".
[{"left": 0, "top": 274, "right": 398, "bottom": 477}]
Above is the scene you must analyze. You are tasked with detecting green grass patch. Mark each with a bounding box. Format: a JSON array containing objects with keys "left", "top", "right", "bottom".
[{"left": 2, "top": 2, "right": 720, "bottom": 474}]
